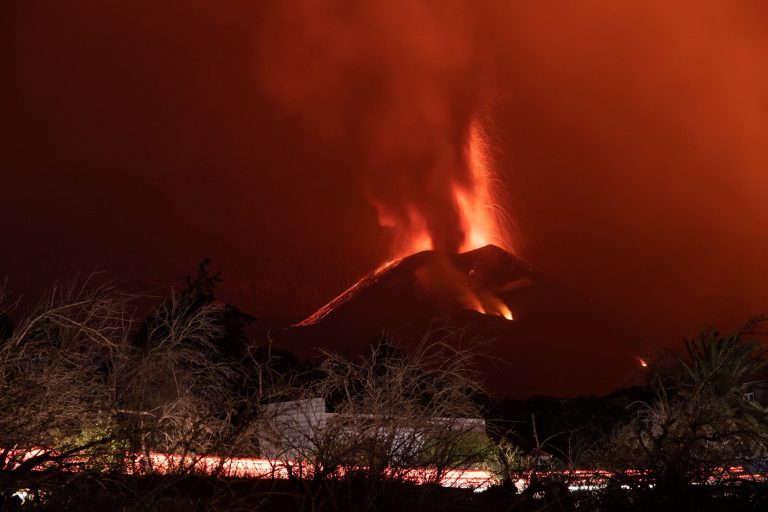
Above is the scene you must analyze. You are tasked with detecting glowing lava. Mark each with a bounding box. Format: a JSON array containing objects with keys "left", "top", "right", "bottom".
[
  {"left": 382, "top": 117, "right": 517, "bottom": 321},
  {"left": 383, "top": 118, "right": 514, "bottom": 261},
  {"left": 456, "top": 118, "right": 513, "bottom": 254},
  {"left": 472, "top": 289, "right": 515, "bottom": 321},
  {"left": 364, "top": 117, "right": 517, "bottom": 323},
  {"left": 447, "top": 118, "right": 517, "bottom": 320}
]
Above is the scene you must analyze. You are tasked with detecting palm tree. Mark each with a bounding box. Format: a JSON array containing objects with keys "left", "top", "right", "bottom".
[
  {"left": 678, "top": 315, "right": 767, "bottom": 405},
  {"left": 607, "top": 317, "right": 768, "bottom": 505}
]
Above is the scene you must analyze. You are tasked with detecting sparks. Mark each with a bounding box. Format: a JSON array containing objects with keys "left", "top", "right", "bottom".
[
  {"left": 455, "top": 118, "right": 513, "bottom": 254},
  {"left": 382, "top": 116, "right": 515, "bottom": 261}
]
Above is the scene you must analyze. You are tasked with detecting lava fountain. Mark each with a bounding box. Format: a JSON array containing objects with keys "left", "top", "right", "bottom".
[
  {"left": 456, "top": 118, "right": 514, "bottom": 255},
  {"left": 301, "top": 117, "right": 518, "bottom": 327},
  {"left": 385, "top": 118, "right": 515, "bottom": 260},
  {"left": 375, "top": 117, "right": 518, "bottom": 321}
]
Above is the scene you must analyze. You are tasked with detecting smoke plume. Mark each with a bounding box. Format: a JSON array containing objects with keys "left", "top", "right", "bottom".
[{"left": 256, "top": 0, "right": 495, "bottom": 254}]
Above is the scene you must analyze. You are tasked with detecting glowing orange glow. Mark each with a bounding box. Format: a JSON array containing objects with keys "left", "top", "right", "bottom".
[
  {"left": 456, "top": 119, "right": 513, "bottom": 254},
  {"left": 469, "top": 297, "right": 486, "bottom": 314},
  {"left": 638, "top": 357, "right": 648, "bottom": 368},
  {"left": 499, "top": 304, "right": 514, "bottom": 321},
  {"left": 396, "top": 233, "right": 433, "bottom": 261},
  {"left": 473, "top": 291, "right": 515, "bottom": 320},
  {"left": 375, "top": 257, "right": 402, "bottom": 273},
  {"left": 346, "top": 117, "right": 518, "bottom": 324},
  {"left": 385, "top": 117, "right": 515, "bottom": 261},
  {"left": 300, "top": 257, "right": 404, "bottom": 326}
]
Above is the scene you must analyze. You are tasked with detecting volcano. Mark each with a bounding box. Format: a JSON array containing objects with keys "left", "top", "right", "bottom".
[{"left": 276, "top": 245, "right": 641, "bottom": 398}]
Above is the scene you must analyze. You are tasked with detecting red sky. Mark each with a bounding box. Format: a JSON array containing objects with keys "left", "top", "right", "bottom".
[{"left": 2, "top": 1, "right": 768, "bottom": 376}]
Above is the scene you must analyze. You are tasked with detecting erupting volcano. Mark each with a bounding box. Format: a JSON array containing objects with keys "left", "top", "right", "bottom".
[
  {"left": 360, "top": 118, "right": 518, "bottom": 323},
  {"left": 280, "top": 119, "right": 637, "bottom": 397}
]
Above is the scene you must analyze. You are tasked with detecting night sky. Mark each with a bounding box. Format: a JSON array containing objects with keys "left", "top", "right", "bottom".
[{"left": 3, "top": 1, "right": 768, "bottom": 392}]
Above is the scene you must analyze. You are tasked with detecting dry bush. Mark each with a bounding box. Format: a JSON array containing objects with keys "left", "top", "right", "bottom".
[
  {"left": 0, "top": 276, "right": 255, "bottom": 493},
  {"left": 113, "top": 292, "right": 250, "bottom": 474},
  {"left": 259, "top": 330, "right": 494, "bottom": 487},
  {"left": 0, "top": 276, "right": 133, "bottom": 494}
]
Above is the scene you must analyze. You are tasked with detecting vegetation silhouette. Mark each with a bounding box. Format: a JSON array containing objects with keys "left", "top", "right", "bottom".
[{"left": 1, "top": 272, "right": 768, "bottom": 511}]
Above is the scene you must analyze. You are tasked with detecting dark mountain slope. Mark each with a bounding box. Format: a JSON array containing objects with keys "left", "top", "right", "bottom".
[{"left": 276, "top": 245, "right": 644, "bottom": 397}]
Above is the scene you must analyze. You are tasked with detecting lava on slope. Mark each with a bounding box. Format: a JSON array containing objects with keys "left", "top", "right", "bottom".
[{"left": 277, "top": 245, "right": 640, "bottom": 398}]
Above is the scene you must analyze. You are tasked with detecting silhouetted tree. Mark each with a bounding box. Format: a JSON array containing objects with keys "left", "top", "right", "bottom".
[
  {"left": 134, "top": 259, "right": 255, "bottom": 361},
  {"left": 605, "top": 317, "right": 768, "bottom": 506}
]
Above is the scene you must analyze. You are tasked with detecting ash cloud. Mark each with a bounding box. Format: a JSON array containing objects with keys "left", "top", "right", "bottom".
[
  {"left": 255, "top": 0, "right": 494, "bottom": 254},
  {"left": 257, "top": 0, "right": 768, "bottom": 338}
]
